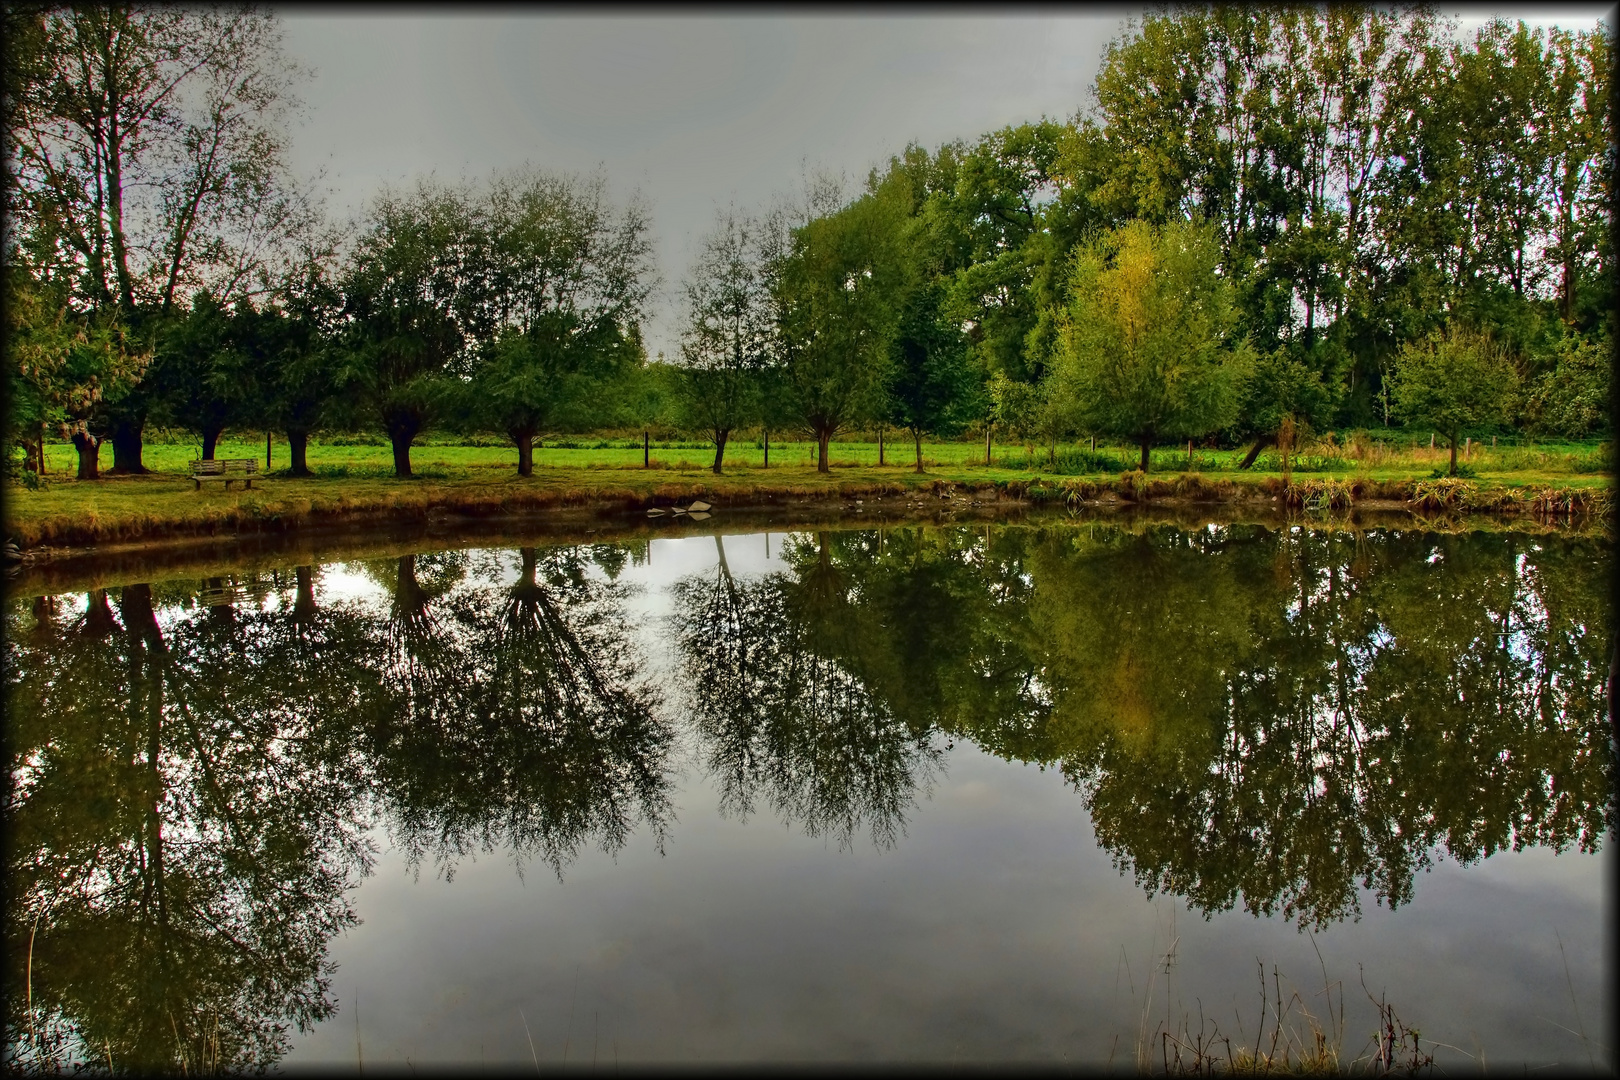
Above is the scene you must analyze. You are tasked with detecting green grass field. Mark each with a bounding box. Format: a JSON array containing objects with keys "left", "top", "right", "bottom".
[
  {"left": 8, "top": 429, "right": 1610, "bottom": 551},
  {"left": 33, "top": 429, "right": 1613, "bottom": 480}
]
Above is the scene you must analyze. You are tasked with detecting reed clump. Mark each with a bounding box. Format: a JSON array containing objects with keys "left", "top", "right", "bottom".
[{"left": 1142, "top": 961, "right": 1436, "bottom": 1077}]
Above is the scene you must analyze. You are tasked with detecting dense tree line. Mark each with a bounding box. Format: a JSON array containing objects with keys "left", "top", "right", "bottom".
[{"left": 5, "top": 6, "right": 1612, "bottom": 484}]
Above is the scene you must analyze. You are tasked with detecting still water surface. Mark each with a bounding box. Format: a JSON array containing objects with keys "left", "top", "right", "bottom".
[{"left": 6, "top": 520, "right": 1613, "bottom": 1070}]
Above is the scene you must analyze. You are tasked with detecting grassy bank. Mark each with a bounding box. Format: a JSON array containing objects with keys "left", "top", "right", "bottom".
[
  {"left": 7, "top": 434, "right": 1610, "bottom": 552},
  {"left": 31, "top": 429, "right": 1614, "bottom": 479}
]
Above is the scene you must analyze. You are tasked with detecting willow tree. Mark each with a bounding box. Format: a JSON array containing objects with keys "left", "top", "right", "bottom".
[
  {"left": 769, "top": 175, "right": 906, "bottom": 473},
  {"left": 676, "top": 209, "right": 772, "bottom": 474},
  {"left": 465, "top": 169, "right": 654, "bottom": 476},
  {"left": 1053, "top": 220, "right": 1250, "bottom": 472},
  {"left": 338, "top": 181, "right": 477, "bottom": 478}
]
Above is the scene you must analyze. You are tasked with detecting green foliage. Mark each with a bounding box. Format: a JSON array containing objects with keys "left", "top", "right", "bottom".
[
  {"left": 885, "top": 280, "right": 977, "bottom": 471},
  {"left": 1524, "top": 331, "right": 1611, "bottom": 436},
  {"left": 338, "top": 180, "right": 479, "bottom": 475},
  {"left": 773, "top": 173, "right": 909, "bottom": 469},
  {"left": 1053, "top": 219, "right": 1252, "bottom": 470},
  {"left": 154, "top": 291, "right": 264, "bottom": 457},
  {"left": 1390, "top": 327, "right": 1520, "bottom": 474},
  {"left": 4, "top": 266, "right": 149, "bottom": 475},
  {"left": 464, "top": 168, "right": 654, "bottom": 474},
  {"left": 674, "top": 209, "right": 772, "bottom": 472}
]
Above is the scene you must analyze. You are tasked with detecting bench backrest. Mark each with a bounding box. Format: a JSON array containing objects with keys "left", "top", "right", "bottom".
[{"left": 190, "top": 458, "right": 258, "bottom": 475}]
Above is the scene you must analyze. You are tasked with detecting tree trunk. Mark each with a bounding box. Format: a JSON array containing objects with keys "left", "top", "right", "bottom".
[
  {"left": 1449, "top": 435, "right": 1458, "bottom": 476},
  {"left": 1562, "top": 257, "right": 1575, "bottom": 325},
  {"left": 266, "top": 430, "right": 273, "bottom": 471},
  {"left": 1238, "top": 433, "right": 1274, "bottom": 470},
  {"left": 878, "top": 425, "right": 884, "bottom": 466},
  {"left": 287, "top": 430, "right": 311, "bottom": 476},
  {"left": 514, "top": 429, "right": 534, "bottom": 477},
  {"left": 763, "top": 428, "right": 769, "bottom": 469},
  {"left": 817, "top": 428, "right": 832, "bottom": 473},
  {"left": 293, "top": 565, "right": 317, "bottom": 623},
  {"left": 201, "top": 425, "right": 223, "bottom": 461},
  {"left": 644, "top": 429, "right": 650, "bottom": 468},
  {"left": 72, "top": 432, "right": 101, "bottom": 479},
  {"left": 1139, "top": 437, "right": 1152, "bottom": 473},
  {"left": 392, "top": 437, "right": 413, "bottom": 478},
  {"left": 386, "top": 418, "right": 420, "bottom": 479},
  {"left": 985, "top": 427, "right": 992, "bottom": 465},
  {"left": 110, "top": 416, "right": 148, "bottom": 474},
  {"left": 712, "top": 429, "right": 729, "bottom": 474},
  {"left": 914, "top": 429, "right": 925, "bottom": 473},
  {"left": 23, "top": 425, "right": 44, "bottom": 475}
]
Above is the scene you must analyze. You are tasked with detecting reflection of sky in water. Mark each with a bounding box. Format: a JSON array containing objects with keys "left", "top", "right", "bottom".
[
  {"left": 259, "top": 529, "right": 1610, "bottom": 1070},
  {"left": 287, "top": 741, "right": 1608, "bottom": 1068}
]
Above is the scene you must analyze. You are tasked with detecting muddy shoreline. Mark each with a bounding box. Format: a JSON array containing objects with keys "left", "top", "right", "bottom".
[{"left": 6, "top": 484, "right": 1604, "bottom": 599}]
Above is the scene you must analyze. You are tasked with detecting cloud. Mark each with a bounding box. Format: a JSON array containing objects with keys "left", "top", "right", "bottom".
[{"left": 277, "top": 13, "right": 1124, "bottom": 357}]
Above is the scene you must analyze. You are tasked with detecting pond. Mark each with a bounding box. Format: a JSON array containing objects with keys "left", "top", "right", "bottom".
[{"left": 5, "top": 518, "right": 1614, "bottom": 1071}]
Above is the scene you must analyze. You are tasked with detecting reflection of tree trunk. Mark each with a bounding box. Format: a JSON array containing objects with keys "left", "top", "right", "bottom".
[
  {"left": 293, "top": 566, "right": 317, "bottom": 623},
  {"left": 118, "top": 584, "right": 169, "bottom": 930},
  {"left": 714, "top": 534, "right": 736, "bottom": 595},
  {"left": 1609, "top": 634, "right": 1617, "bottom": 739},
  {"left": 205, "top": 577, "right": 236, "bottom": 626},
  {"left": 395, "top": 555, "right": 429, "bottom": 618},
  {"left": 30, "top": 594, "right": 58, "bottom": 640},
  {"left": 84, "top": 590, "right": 118, "bottom": 636}
]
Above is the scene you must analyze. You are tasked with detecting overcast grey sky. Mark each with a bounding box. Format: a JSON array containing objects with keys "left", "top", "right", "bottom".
[{"left": 276, "top": 9, "right": 1607, "bottom": 359}]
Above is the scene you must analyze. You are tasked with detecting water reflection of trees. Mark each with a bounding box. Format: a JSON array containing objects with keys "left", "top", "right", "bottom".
[
  {"left": 363, "top": 547, "right": 672, "bottom": 879},
  {"left": 5, "top": 580, "right": 377, "bottom": 1072},
  {"left": 674, "top": 533, "right": 944, "bottom": 850},
  {"left": 673, "top": 523, "right": 1614, "bottom": 928},
  {"left": 5, "top": 545, "right": 673, "bottom": 1070}
]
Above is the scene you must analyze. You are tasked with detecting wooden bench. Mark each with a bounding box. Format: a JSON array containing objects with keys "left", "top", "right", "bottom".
[{"left": 190, "top": 458, "right": 258, "bottom": 490}]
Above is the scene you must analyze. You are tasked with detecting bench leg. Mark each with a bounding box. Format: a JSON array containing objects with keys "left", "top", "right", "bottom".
[
  {"left": 194, "top": 478, "right": 201, "bottom": 491},
  {"left": 245, "top": 479, "right": 253, "bottom": 490}
]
